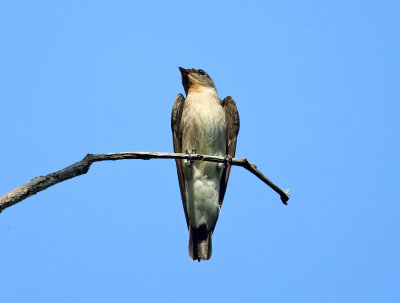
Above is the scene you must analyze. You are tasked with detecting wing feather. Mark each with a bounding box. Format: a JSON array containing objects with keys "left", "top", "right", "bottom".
[
  {"left": 219, "top": 96, "right": 240, "bottom": 206},
  {"left": 171, "top": 93, "right": 189, "bottom": 228}
]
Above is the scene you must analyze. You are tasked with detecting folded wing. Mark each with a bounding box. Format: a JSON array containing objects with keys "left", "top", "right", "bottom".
[
  {"left": 219, "top": 96, "right": 240, "bottom": 206},
  {"left": 171, "top": 93, "right": 189, "bottom": 228}
]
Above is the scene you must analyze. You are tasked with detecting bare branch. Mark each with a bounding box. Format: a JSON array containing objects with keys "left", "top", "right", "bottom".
[{"left": 0, "top": 152, "right": 290, "bottom": 213}]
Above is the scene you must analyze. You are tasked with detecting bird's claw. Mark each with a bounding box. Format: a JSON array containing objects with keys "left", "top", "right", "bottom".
[
  {"left": 185, "top": 149, "right": 196, "bottom": 165},
  {"left": 224, "top": 154, "right": 232, "bottom": 168}
]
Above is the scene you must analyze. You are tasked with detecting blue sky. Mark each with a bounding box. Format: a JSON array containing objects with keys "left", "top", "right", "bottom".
[{"left": 1, "top": 1, "right": 399, "bottom": 302}]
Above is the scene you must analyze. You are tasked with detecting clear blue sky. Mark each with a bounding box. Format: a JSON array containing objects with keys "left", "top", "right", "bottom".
[{"left": 1, "top": 1, "right": 399, "bottom": 302}]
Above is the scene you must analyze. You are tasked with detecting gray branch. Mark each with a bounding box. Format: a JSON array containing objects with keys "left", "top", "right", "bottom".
[{"left": 0, "top": 152, "right": 290, "bottom": 213}]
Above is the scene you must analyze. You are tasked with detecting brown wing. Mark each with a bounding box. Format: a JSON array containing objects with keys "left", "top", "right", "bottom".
[
  {"left": 219, "top": 96, "right": 240, "bottom": 206},
  {"left": 171, "top": 93, "right": 189, "bottom": 228}
]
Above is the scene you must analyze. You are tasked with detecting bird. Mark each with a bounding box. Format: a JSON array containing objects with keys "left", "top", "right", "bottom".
[{"left": 171, "top": 67, "right": 240, "bottom": 261}]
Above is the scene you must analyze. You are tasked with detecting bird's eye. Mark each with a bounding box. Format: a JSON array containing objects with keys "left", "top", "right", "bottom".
[{"left": 198, "top": 69, "right": 206, "bottom": 75}]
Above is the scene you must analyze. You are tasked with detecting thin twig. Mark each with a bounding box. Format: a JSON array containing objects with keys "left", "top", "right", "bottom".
[{"left": 0, "top": 152, "right": 290, "bottom": 213}]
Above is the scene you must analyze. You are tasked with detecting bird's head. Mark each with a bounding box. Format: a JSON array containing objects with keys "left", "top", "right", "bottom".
[{"left": 179, "top": 67, "right": 216, "bottom": 96}]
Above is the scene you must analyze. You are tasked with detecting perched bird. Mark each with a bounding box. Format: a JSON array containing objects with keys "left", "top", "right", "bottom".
[{"left": 171, "top": 67, "right": 240, "bottom": 261}]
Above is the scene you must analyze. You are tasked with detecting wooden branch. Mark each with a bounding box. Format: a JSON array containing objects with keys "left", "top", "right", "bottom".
[{"left": 0, "top": 152, "right": 290, "bottom": 213}]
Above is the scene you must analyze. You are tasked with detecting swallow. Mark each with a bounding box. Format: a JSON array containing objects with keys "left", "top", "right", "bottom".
[{"left": 171, "top": 67, "right": 239, "bottom": 261}]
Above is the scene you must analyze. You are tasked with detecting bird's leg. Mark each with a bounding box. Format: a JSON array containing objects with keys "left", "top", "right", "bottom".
[
  {"left": 185, "top": 148, "right": 196, "bottom": 166},
  {"left": 217, "top": 154, "right": 232, "bottom": 170},
  {"left": 224, "top": 154, "right": 232, "bottom": 168}
]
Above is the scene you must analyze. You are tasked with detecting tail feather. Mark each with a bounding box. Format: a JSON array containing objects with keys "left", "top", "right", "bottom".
[{"left": 189, "top": 226, "right": 212, "bottom": 261}]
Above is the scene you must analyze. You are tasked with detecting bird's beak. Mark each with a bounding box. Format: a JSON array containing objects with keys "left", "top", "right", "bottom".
[{"left": 179, "top": 67, "right": 190, "bottom": 74}]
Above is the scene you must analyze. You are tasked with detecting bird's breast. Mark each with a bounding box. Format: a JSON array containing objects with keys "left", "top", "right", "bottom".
[{"left": 181, "top": 91, "right": 227, "bottom": 156}]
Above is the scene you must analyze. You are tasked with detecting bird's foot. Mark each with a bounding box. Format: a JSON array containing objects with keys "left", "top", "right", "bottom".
[
  {"left": 224, "top": 154, "right": 232, "bottom": 168},
  {"left": 185, "top": 149, "right": 196, "bottom": 165}
]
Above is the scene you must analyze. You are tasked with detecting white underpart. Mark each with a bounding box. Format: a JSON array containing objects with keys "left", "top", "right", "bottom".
[{"left": 181, "top": 88, "right": 227, "bottom": 231}]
